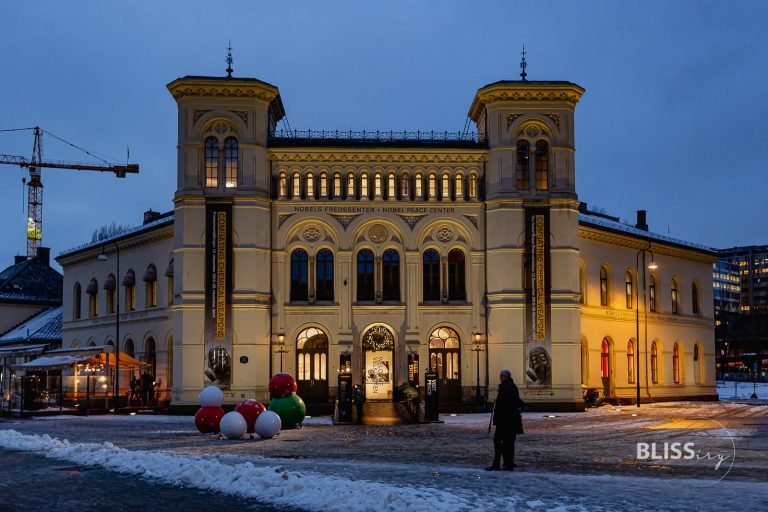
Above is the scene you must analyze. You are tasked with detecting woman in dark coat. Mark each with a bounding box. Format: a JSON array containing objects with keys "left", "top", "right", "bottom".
[{"left": 486, "top": 369, "right": 524, "bottom": 471}]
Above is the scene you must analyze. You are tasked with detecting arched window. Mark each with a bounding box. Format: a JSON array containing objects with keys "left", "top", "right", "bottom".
[
  {"left": 429, "top": 327, "right": 461, "bottom": 399},
  {"left": 73, "top": 282, "right": 82, "bottom": 320},
  {"left": 468, "top": 173, "right": 478, "bottom": 199},
  {"left": 535, "top": 140, "right": 549, "bottom": 190},
  {"left": 428, "top": 174, "right": 437, "bottom": 199},
  {"left": 144, "top": 264, "right": 157, "bottom": 308},
  {"left": 361, "top": 172, "right": 369, "bottom": 199},
  {"left": 455, "top": 174, "right": 464, "bottom": 200},
  {"left": 415, "top": 173, "right": 423, "bottom": 199},
  {"left": 357, "top": 249, "right": 375, "bottom": 302},
  {"left": 145, "top": 337, "right": 156, "bottom": 379},
  {"left": 673, "top": 343, "right": 681, "bottom": 384},
  {"left": 124, "top": 338, "right": 135, "bottom": 358},
  {"left": 649, "top": 275, "right": 657, "bottom": 312},
  {"left": 448, "top": 249, "right": 466, "bottom": 301},
  {"left": 316, "top": 249, "right": 334, "bottom": 302},
  {"left": 651, "top": 342, "right": 659, "bottom": 384},
  {"left": 671, "top": 279, "right": 679, "bottom": 314},
  {"left": 292, "top": 172, "right": 301, "bottom": 198},
  {"left": 693, "top": 343, "right": 701, "bottom": 384},
  {"left": 627, "top": 340, "right": 635, "bottom": 384},
  {"left": 601, "top": 338, "right": 610, "bottom": 378},
  {"left": 400, "top": 173, "right": 410, "bottom": 199},
  {"left": 290, "top": 249, "right": 309, "bottom": 302},
  {"left": 306, "top": 172, "right": 315, "bottom": 199},
  {"left": 333, "top": 173, "right": 342, "bottom": 198},
  {"left": 625, "top": 271, "right": 633, "bottom": 309},
  {"left": 600, "top": 267, "right": 609, "bottom": 306},
  {"left": 86, "top": 278, "right": 98, "bottom": 317},
  {"left": 441, "top": 173, "right": 450, "bottom": 201},
  {"left": 104, "top": 275, "right": 116, "bottom": 313},
  {"left": 296, "top": 327, "right": 328, "bottom": 393},
  {"left": 516, "top": 140, "right": 530, "bottom": 191},
  {"left": 278, "top": 172, "right": 288, "bottom": 197},
  {"left": 319, "top": 172, "right": 328, "bottom": 198},
  {"left": 224, "top": 137, "right": 238, "bottom": 188},
  {"left": 382, "top": 249, "right": 400, "bottom": 301},
  {"left": 347, "top": 172, "right": 355, "bottom": 198},
  {"left": 387, "top": 173, "right": 396, "bottom": 199},
  {"left": 581, "top": 338, "right": 589, "bottom": 386},
  {"left": 692, "top": 282, "right": 700, "bottom": 315},
  {"left": 123, "top": 269, "right": 136, "bottom": 311},
  {"left": 204, "top": 137, "right": 218, "bottom": 188},
  {"left": 374, "top": 173, "right": 382, "bottom": 197},
  {"left": 423, "top": 249, "right": 441, "bottom": 301}
]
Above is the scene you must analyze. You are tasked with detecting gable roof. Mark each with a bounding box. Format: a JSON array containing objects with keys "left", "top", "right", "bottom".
[
  {"left": 0, "top": 306, "right": 62, "bottom": 345},
  {"left": 0, "top": 257, "right": 62, "bottom": 305}
]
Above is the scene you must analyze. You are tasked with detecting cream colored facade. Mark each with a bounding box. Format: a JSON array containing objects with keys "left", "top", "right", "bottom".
[{"left": 56, "top": 73, "right": 716, "bottom": 411}]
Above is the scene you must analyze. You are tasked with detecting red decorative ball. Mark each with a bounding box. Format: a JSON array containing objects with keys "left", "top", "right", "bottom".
[
  {"left": 234, "top": 399, "right": 266, "bottom": 433},
  {"left": 269, "top": 373, "right": 297, "bottom": 398},
  {"left": 195, "top": 406, "right": 225, "bottom": 434}
]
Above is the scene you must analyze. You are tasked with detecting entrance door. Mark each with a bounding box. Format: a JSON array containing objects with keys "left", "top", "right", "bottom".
[
  {"left": 296, "top": 327, "right": 329, "bottom": 403},
  {"left": 601, "top": 338, "right": 612, "bottom": 398},
  {"left": 362, "top": 325, "right": 394, "bottom": 400},
  {"left": 428, "top": 327, "right": 461, "bottom": 402}
]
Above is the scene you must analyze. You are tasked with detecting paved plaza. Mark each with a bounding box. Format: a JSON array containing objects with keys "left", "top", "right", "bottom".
[{"left": 1, "top": 400, "right": 767, "bottom": 511}]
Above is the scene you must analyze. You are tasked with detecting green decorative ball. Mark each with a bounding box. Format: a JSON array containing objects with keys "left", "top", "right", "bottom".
[{"left": 268, "top": 394, "right": 306, "bottom": 429}]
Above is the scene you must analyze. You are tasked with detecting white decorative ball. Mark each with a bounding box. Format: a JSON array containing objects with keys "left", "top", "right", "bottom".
[
  {"left": 220, "top": 411, "right": 247, "bottom": 440},
  {"left": 199, "top": 386, "right": 224, "bottom": 407},
  {"left": 255, "top": 410, "right": 282, "bottom": 439}
]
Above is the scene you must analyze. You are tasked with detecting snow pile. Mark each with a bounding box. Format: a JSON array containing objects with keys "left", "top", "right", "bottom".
[
  {"left": 0, "top": 429, "right": 519, "bottom": 512},
  {"left": 717, "top": 381, "right": 767, "bottom": 399}
]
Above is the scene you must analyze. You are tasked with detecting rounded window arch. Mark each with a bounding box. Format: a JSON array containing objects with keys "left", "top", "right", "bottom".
[
  {"left": 448, "top": 248, "right": 466, "bottom": 301},
  {"left": 441, "top": 172, "right": 450, "bottom": 201},
  {"left": 204, "top": 136, "right": 219, "bottom": 188},
  {"left": 649, "top": 274, "right": 657, "bottom": 312},
  {"left": 73, "top": 282, "right": 82, "bottom": 320},
  {"left": 415, "top": 172, "right": 424, "bottom": 199},
  {"left": 86, "top": 278, "right": 99, "bottom": 317},
  {"left": 306, "top": 171, "right": 315, "bottom": 199},
  {"left": 625, "top": 271, "right": 634, "bottom": 309},
  {"left": 673, "top": 342, "right": 681, "bottom": 384},
  {"left": 600, "top": 266, "right": 610, "bottom": 306},
  {"left": 316, "top": 248, "right": 334, "bottom": 302},
  {"left": 651, "top": 341, "right": 659, "bottom": 384},
  {"left": 356, "top": 249, "right": 375, "bottom": 302},
  {"left": 423, "top": 249, "right": 441, "bottom": 302},
  {"left": 278, "top": 171, "right": 288, "bottom": 197},
  {"left": 671, "top": 278, "right": 680, "bottom": 314},
  {"left": 382, "top": 248, "right": 400, "bottom": 302},
  {"left": 427, "top": 173, "right": 437, "bottom": 199},
  {"left": 692, "top": 281, "right": 700, "bottom": 315},
  {"left": 601, "top": 338, "right": 611, "bottom": 378},
  {"left": 468, "top": 172, "right": 478, "bottom": 199},
  {"left": 428, "top": 326, "right": 461, "bottom": 400},
  {"left": 581, "top": 337, "right": 589, "bottom": 386},
  {"left": 534, "top": 139, "right": 549, "bottom": 190},
  {"left": 627, "top": 339, "right": 635, "bottom": 384},
  {"left": 516, "top": 140, "right": 530, "bottom": 191},
  {"left": 145, "top": 337, "right": 157, "bottom": 378},
  {"left": 319, "top": 172, "right": 328, "bottom": 198},
  {"left": 455, "top": 173, "right": 464, "bottom": 200},
  {"left": 296, "top": 327, "right": 329, "bottom": 399},
  {"left": 360, "top": 172, "right": 369, "bottom": 199},
  {"left": 290, "top": 249, "right": 309, "bottom": 302},
  {"left": 224, "top": 136, "right": 238, "bottom": 188},
  {"left": 400, "top": 172, "right": 410, "bottom": 199},
  {"left": 693, "top": 342, "right": 702, "bottom": 384},
  {"left": 124, "top": 338, "right": 135, "bottom": 358},
  {"left": 292, "top": 172, "right": 301, "bottom": 198}
]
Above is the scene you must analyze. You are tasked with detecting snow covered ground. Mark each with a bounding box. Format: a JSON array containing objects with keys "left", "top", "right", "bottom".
[
  {"left": 717, "top": 380, "right": 768, "bottom": 399},
  {"left": 1, "top": 401, "right": 767, "bottom": 511}
]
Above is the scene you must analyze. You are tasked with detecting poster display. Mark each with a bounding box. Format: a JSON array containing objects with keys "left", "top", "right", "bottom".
[
  {"left": 204, "top": 202, "right": 233, "bottom": 388},
  {"left": 365, "top": 351, "right": 392, "bottom": 399},
  {"left": 524, "top": 208, "right": 552, "bottom": 388}
]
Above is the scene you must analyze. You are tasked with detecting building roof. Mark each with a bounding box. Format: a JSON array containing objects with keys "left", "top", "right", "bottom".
[
  {"left": 0, "top": 252, "right": 62, "bottom": 305},
  {"left": 0, "top": 306, "right": 62, "bottom": 345}
]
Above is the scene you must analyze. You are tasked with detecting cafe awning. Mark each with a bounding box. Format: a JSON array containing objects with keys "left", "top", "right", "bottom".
[
  {"left": 88, "top": 351, "right": 147, "bottom": 368},
  {"left": 14, "top": 353, "right": 95, "bottom": 371}
]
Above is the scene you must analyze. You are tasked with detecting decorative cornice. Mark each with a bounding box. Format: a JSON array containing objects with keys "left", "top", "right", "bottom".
[
  {"left": 268, "top": 149, "right": 488, "bottom": 165},
  {"left": 578, "top": 227, "right": 716, "bottom": 264},
  {"left": 469, "top": 83, "right": 585, "bottom": 121},
  {"left": 167, "top": 78, "right": 280, "bottom": 103}
]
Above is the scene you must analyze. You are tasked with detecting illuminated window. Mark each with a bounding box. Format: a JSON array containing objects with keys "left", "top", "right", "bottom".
[
  {"left": 144, "top": 264, "right": 157, "bottom": 308},
  {"left": 357, "top": 249, "right": 375, "bottom": 302},
  {"left": 73, "top": 282, "right": 82, "bottom": 320},
  {"left": 278, "top": 172, "right": 288, "bottom": 197},
  {"left": 601, "top": 338, "right": 610, "bottom": 378},
  {"left": 347, "top": 172, "right": 355, "bottom": 198},
  {"left": 224, "top": 137, "right": 238, "bottom": 188},
  {"left": 204, "top": 137, "right": 218, "bottom": 188},
  {"left": 296, "top": 327, "right": 328, "bottom": 384},
  {"left": 442, "top": 173, "right": 450, "bottom": 201},
  {"left": 374, "top": 173, "right": 382, "bottom": 197},
  {"left": 516, "top": 140, "right": 530, "bottom": 191},
  {"left": 333, "top": 173, "right": 341, "bottom": 198},
  {"left": 415, "top": 173, "right": 423, "bottom": 199},
  {"left": 292, "top": 172, "right": 301, "bottom": 198},
  {"left": 306, "top": 172, "right": 314, "bottom": 199},
  {"left": 428, "top": 174, "right": 437, "bottom": 199},
  {"left": 468, "top": 173, "right": 477, "bottom": 198},
  {"left": 382, "top": 249, "right": 400, "bottom": 302},
  {"left": 627, "top": 340, "right": 635, "bottom": 384},
  {"left": 361, "top": 173, "right": 369, "bottom": 199},
  {"left": 290, "top": 249, "right": 309, "bottom": 302},
  {"left": 423, "top": 249, "right": 440, "bottom": 301},
  {"left": 625, "top": 272, "right": 633, "bottom": 309},
  {"left": 692, "top": 282, "right": 700, "bottom": 315},
  {"left": 400, "top": 173, "right": 410, "bottom": 198},
  {"left": 455, "top": 175, "right": 464, "bottom": 200},
  {"left": 535, "top": 140, "right": 549, "bottom": 190},
  {"left": 671, "top": 279, "right": 679, "bottom": 314},
  {"left": 316, "top": 249, "right": 334, "bottom": 302},
  {"left": 123, "top": 269, "right": 136, "bottom": 311},
  {"left": 387, "top": 173, "right": 396, "bottom": 199},
  {"left": 600, "top": 266, "right": 609, "bottom": 306},
  {"left": 649, "top": 275, "right": 657, "bottom": 312},
  {"left": 673, "top": 343, "right": 680, "bottom": 384},
  {"left": 651, "top": 342, "right": 658, "bottom": 384},
  {"left": 448, "top": 249, "right": 466, "bottom": 301},
  {"left": 86, "top": 278, "right": 98, "bottom": 317},
  {"left": 319, "top": 172, "right": 328, "bottom": 198}
]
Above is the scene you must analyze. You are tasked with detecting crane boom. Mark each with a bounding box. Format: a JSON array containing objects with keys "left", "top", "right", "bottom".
[{"left": 0, "top": 127, "right": 140, "bottom": 258}]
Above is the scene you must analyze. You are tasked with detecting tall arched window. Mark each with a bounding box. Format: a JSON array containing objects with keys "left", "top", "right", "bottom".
[
  {"left": 86, "top": 278, "right": 98, "bottom": 317},
  {"left": 535, "top": 140, "right": 549, "bottom": 190},
  {"left": 224, "top": 137, "right": 238, "bottom": 188},
  {"left": 423, "top": 249, "right": 441, "bottom": 301},
  {"left": 306, "top": 172, "right": 315, "bottom": 199},
  {"left": 319, "top": 172, "right": 328, "bottom": 198},
  {"left": 441, "top": 173, "right": 450, "bottom": 201},
  {"left": 347, "top": 172, "right": 355, "bottom": 198},
  {"left": 600, "top": 266, "right": 609, "bottom": 306},
  {"left": 387, "top": 173, "right": 396, "bottom": 199},
  {"left": 124, "top": 338, "right": 135, "bottom": 358},
  {"left": 145, "top": 337, "right": 157, "bottom": 379},
  {"left": 290, "top": 249, "right": 309, "bottom": 302},
  {"left": 673, "top": 343, "right": 681, "bottom": 384},
  {"left": 415, "top": 173, "right": 423, "bottom": 199},
  {"left": 671, "top": 279, "right": 679, "bottom": 314},
  {"left": 455, "top": 174, "right": 464, "bottom": 200},
  {"left": 448, "top": 249, "right": 466, "bottom": 301},
  {"left": 625, "top": 272, "right": 633, "bottom": 309},
  {"left": 400, "top": 173, "right": 410, "bottom": 199},
  {"left": 361, "top": 172, "right": 369, "bottom": 199},
  {"left": 204, "top": 137, "right": 219, "bottom": 188},
  {"left": 374, "top": 173, "right": 382, "bottom": 197},
  {"left": 144, "top": 264, "right": 157, "bottom": 308},
  {"left": 382, "top": 249, "right": 400, "bottom": 302},
  {"left": 73, "top": 282, "right": 82, "bottom": 320},
  {"left": 316, "top": 249, "right": 334, "bottom": 302},
  {"left": 427, "top": 174, "right": 437, "bottom": 200},
  {"left": 692, "top": 282, "right": 700, "bottom": 315},
  {"left": 649, "top": 275, "right": 657, "bottom": 312},
  {"left": 516, "top": 140, "right": 530, "bottom": 191},
  {"left": 468, "top": 173, "right": 477, "bottom": 199},
  {"left": 357, "top": 249, "right": 375, "bottom": 302},
  {"left": 601, "top": 338, "right": 610, "bottom": 378},
  {"left": 651, "top": 341, "right": 659, "bottom": 384},
  {"left": 292, "top": 172, "right": 301, "bottom": 198},
  {"left": 693, "top": 343, "right": 701, "bottom": 384},
  {"left": 627, "top": 340, "right": 635, "bottom": 384},
  {"left": 278, "top": 172, "right": 288, "bottom": 197},
  {"left": 333, "top": 173, "right": 342, "bottom": 198},
  {"left": 123, "top": 269, "right": 136, "bottom": 311}
]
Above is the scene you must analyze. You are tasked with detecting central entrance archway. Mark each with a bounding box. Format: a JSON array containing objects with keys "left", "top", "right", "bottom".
[
  {"left": 362, "top": 325, "right": 395, "bottom": 400},
  {"left": 296, "top": 327, "right": 329, "bottom": 404},
  {"left": 429, "top": 327, "right": 462, "bottom": 403}
]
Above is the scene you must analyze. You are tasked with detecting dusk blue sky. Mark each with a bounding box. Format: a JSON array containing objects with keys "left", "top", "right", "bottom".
[{"left": 1, "top": 1, "right": 766, "bottom": 270}]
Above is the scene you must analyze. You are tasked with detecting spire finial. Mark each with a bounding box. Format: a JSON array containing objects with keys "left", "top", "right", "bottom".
[
  {"left": 226, "top": 41, "right": 234, "bottom": 78},
  {"left": 520, "top": 44, "right": 528, "bottom": 81}
]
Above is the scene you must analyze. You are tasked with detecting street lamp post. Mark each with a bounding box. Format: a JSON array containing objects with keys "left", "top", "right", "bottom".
[
  {"left": 635, "top": 246, "right": 657, "bottom": 407},
  {"left": 98, "top": 242, "right": 120, "bottom": 410},
  {"left": 274, "top": 332, "right": 288, "bottom": 373},
  {"left": 471, "top": 332, "right": 485, "bottom": 406}
]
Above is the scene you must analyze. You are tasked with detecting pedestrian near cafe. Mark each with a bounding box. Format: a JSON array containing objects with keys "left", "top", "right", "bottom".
[{"left": 486, "top": 369, "right": 524, "bottom": 471}]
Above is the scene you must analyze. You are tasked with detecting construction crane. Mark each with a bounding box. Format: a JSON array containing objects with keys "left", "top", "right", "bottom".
[{"left": 0, "top": 127, "right": 139, "bottom": 259}]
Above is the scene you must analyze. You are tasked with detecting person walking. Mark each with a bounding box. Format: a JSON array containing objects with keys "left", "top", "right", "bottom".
[
  {"left": 129, "top": 374, "right": 139, "bottom": 405},
  {"left": 486, "top": 369, "right": 524, "bottom": 471},
  {"left": 353, "top": 384, "right": 365, "bottom": 425}
]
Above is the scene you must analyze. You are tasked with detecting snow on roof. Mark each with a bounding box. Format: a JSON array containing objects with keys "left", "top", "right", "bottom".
[
  {"left": 578, "top": 212, "right": 715, "bottom": 253},
  {"left": 57, "top": 214, "right": 174, "bottom": 259},
  {"left": 0, "top": 306, "right": 62, "bottom": 344}
]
